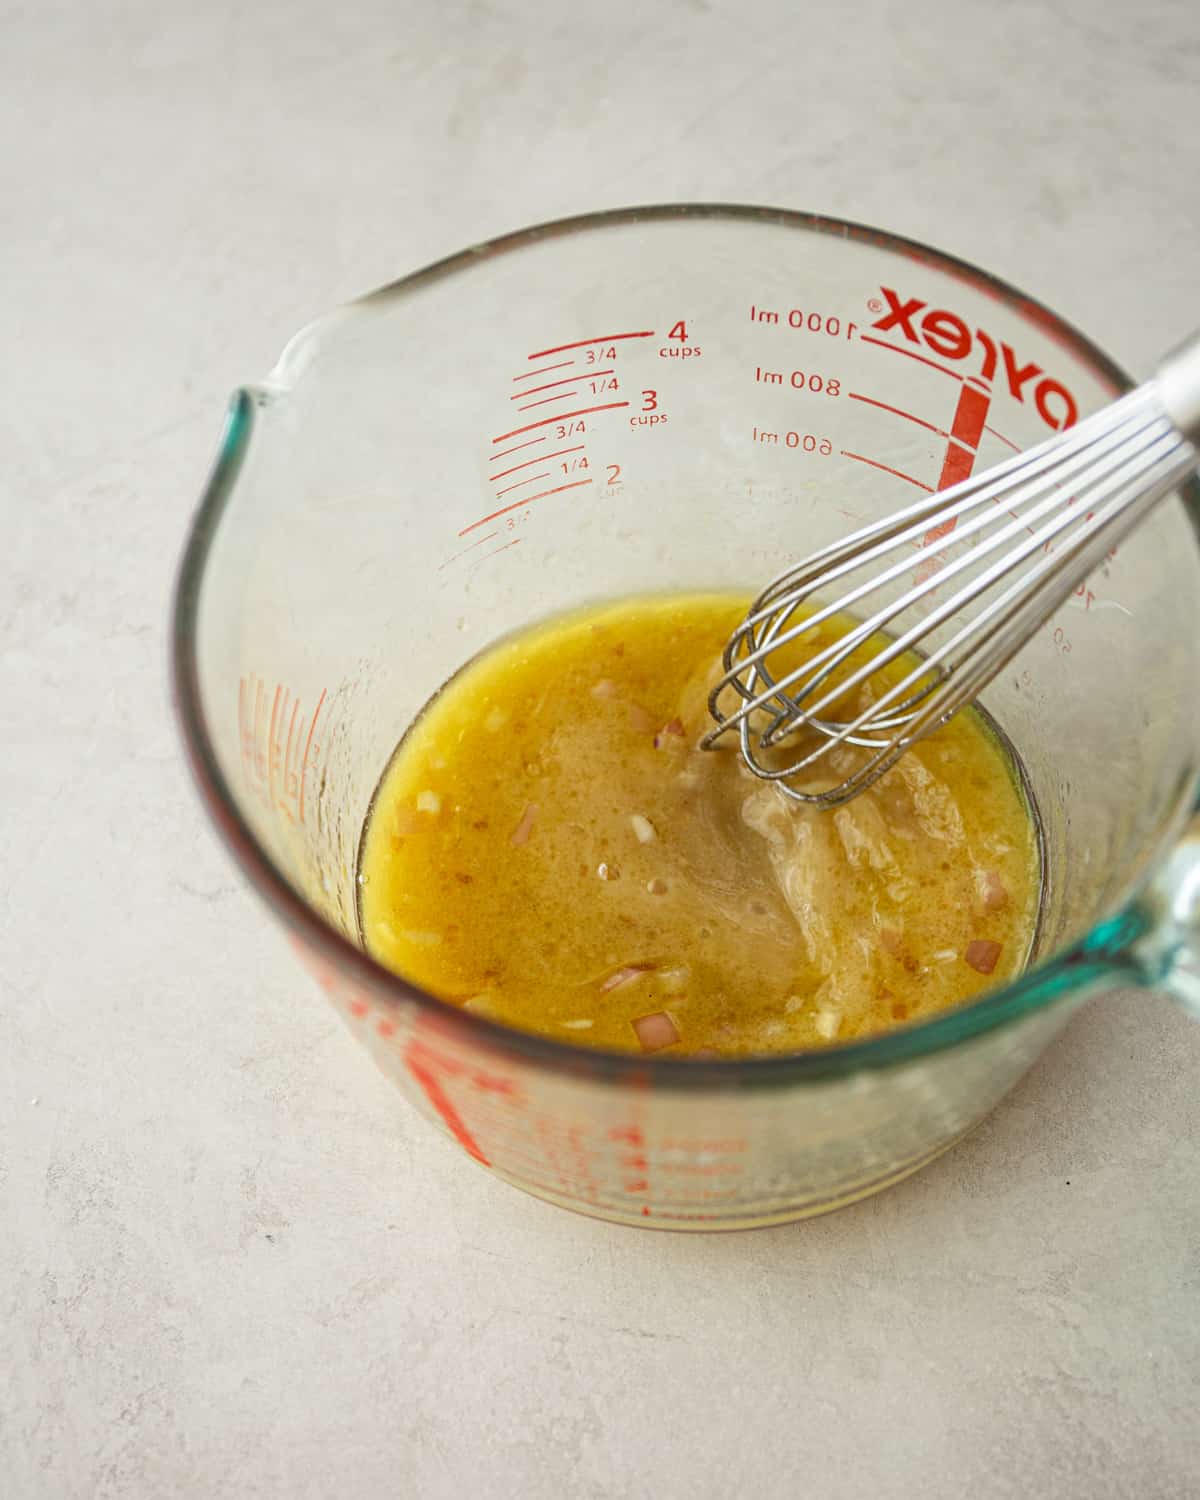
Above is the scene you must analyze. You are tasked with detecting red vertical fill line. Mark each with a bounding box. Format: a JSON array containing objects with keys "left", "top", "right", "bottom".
[{"left": 923, "top": 382, "right": 993, "bottom": 544}]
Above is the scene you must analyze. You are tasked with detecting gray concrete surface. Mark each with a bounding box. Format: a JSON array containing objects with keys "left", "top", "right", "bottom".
[{"left": 3, "top": 1, "right": 1198, "bottom": 1496}]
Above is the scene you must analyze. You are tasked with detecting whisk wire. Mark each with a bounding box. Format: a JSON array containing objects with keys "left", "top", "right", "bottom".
[
  {"left": 708, "top": 389, "right": 1164, "bottom": 733},
  {"left": 704, "top": 341, "right": 1200, "bottom": 807}
]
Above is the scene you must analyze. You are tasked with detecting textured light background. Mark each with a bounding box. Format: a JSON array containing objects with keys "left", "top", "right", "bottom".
[{"left": 3, "top": 2, "right": 1198, "bottom": 1496}]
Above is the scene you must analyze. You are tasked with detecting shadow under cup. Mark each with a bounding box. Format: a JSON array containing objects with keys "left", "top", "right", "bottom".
[{"left": 173, "top": 206, "right": 1200, "bottom": 1228}]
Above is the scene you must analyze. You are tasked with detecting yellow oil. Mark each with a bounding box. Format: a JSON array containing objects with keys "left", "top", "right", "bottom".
[{"left": 357, "top": 593, "right": 1040, "bottom": 1056}]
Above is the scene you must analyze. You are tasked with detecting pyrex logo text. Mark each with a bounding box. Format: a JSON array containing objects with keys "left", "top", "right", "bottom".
[{"left": 871, "top": 288, "right": 1078, "bottom": 433}]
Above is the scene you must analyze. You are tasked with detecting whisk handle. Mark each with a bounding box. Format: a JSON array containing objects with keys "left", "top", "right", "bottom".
[{"left": 1156, "top": 329, "right": 1200, "bottom": 445}]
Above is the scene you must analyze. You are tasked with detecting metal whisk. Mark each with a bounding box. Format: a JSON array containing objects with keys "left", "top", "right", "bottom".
[{"left": 702, "top": 332, "right": 1200, "bottom": 807}]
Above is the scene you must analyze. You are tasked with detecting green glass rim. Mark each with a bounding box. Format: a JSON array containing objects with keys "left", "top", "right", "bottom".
[{"left": 170, "top": 202, "right": 1200, "bottom": 1091}]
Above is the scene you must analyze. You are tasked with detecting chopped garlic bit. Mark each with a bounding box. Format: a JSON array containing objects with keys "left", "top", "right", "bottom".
[
  {"left": 597, "top": 861, "right": 620, "bottom": 881},
  {"left": 510, "top": 802, "right": 538, "bottom": 846},
  {"left": 416, "top": 790, "right": 441, "bottom": 815},
  {"left": 931, "top": 948, "right": 957, "bottom": 962},
  {"left": 591, "top": 678, "right": 618, "bottom": 700},
  {"left": 483, "top": 705, "right": 508, "bottom": 733},
  {"left": 658, "top": 965, "right": 690, "bottom": 994},
  {"left": 562, "top": 1018, "right": 594, "bottom": 1030},
  {"left": 646, "top": 877, "right": 669, "bottom": 896},
  {"left": 630, "top": 813, "right": 656, "bottom": 844},
  {"left": 784, "top": 994, "right": 805, "bottom": 1013},
  {"left": 815, "top": 1008, "right": 842, "bottom": 1040}
]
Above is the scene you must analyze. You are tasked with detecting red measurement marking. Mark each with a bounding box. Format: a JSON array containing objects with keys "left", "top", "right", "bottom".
[
  {"left": 470, "top": 538, "right": 524, "bottom": 568},
  {"left": 237, "top": 677, "right": 249, "bottom": 777},
  {"left": 438, "top": 531, "right": 499, "bottom": 570},
  {"left": 492, "top": 402, "right": 629, "bottom": 444},
  {"left": 516, "top": 391, "right": 578, "bottom": 411},
  {"left": 985, "top": 424, "right": 1022, "bottom": 453},
  {"left": 491, "top": 434, "right": 548, "bottom": 462},
  {"left": 254, "top": 679, "right": 267, "bottom": 784},
  {"left": 282, "top": 697, "right": 299, "bottom": 812},
  {"left": 860, "top": 334, "right": 963, "bottom": 382},
  {"left": 267, "top": 684, "right": 282, "bottom": 802},
  {"left": 298, "top": 687, "right": 326, "bottom": 822},
  {"left": 496, "top": 470, "right": 550, "bottom": 496},
  {"left": 840, "top": 450, "right": 934, "bottom": 492},
  {"left": 528, "top": 331, "right": 654, "bottom": 359},
  {"left": 848, "top": 391, "right": 948, "bottom": 438},
  {"left": 460, "top": 478, "right": 593, "bottom": 535},
  {"left": 513, "top": 359, "right": 574, "bottom": 382},
  {"left": 403, "top": 1044, "right": 490, "bottom": 1166},
  {"left": 512, "top": 369, "right": 612, "bottom": 401},
  {"left": 489, "top": 444, "right": 585, "bottom": 482}
]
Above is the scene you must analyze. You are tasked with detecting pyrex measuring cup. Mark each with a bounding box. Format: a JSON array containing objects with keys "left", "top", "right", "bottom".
[{"left": 173, "top": 205, "right": 1200, "bottom": 1230}]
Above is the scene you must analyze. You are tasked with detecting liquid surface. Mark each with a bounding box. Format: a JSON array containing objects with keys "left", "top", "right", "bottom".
[{"left": 358, "top": 595, "right": 1040, "bottom": 1056}]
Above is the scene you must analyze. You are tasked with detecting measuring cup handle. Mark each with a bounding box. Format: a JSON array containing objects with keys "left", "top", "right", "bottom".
[
  {"left": 1130, "top": 813, "right": 1200, "bottom": 1015},
  {"left": 1156, "top": 330, "right": 1200, "bottom": 446}
]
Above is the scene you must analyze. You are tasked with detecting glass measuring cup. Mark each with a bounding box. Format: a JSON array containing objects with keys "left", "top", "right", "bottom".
[{"left": 172, "top": 205, "right": 1200, "bottom": 1230}]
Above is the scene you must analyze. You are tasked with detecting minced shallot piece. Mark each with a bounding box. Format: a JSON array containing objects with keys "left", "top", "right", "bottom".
[
  {"left": 628, "top": 703, "right": 656, "bottom": 733},
  {"left": 965, "top": 938, "right": 1002, "bottom": 975},
  {"left": 654, "top": 718, "right": 686, "bottom": 748},
  {"left": 400, "top": 929, "right": 443, "bottom": 947},
  {"left": 646, "top": 877, "right": 669, "bottom": 896},
  {"left": 632, "top": 1011, "right": 680, "bottom": 1052},
  {"left": 392, "top": 805, "right": 422, "bottom": 836},
  {"left": 598, "top": 963, "right": 655, "bottom": 994},
  {"left": 815, "top": 1008, "right": 842, "bottom": 1040},
  {"left": 630, "top": 813, "right": 656, "bottom": 844},
  {"left": 979, "top": 870, "right": 1010, "bottom": 911},
  {"left": 510, "top": 802, "right": 538, "bottom": 846}
]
